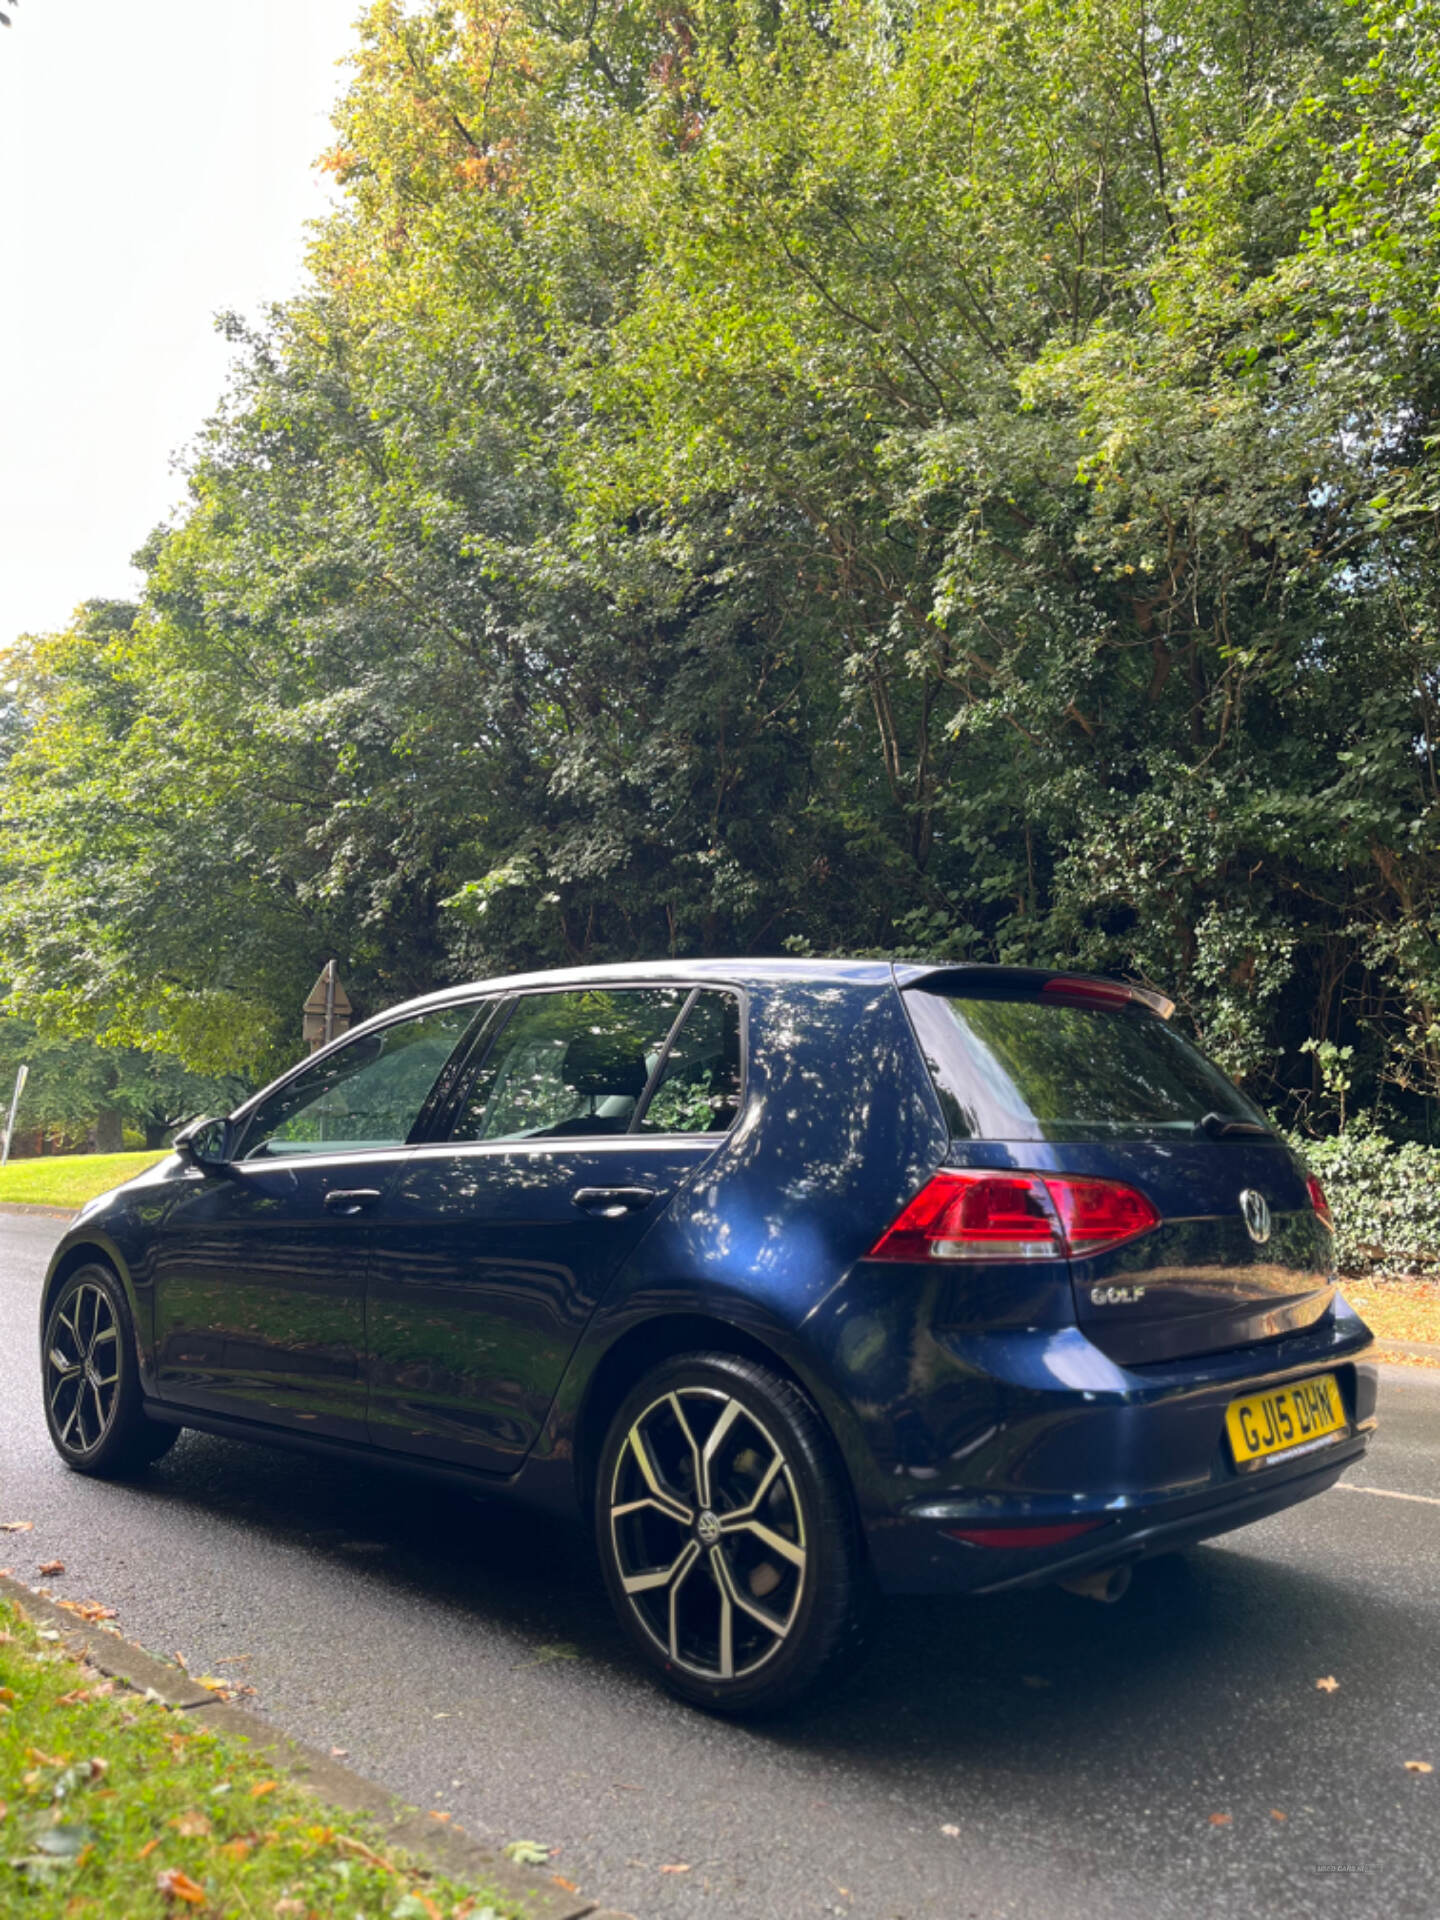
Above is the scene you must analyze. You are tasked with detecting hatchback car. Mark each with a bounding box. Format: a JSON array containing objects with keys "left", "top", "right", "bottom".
[{"left": 40, "top": 960, "right": 1377, "bottom": 1711}]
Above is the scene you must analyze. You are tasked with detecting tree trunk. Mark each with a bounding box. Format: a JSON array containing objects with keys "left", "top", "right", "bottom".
[
  {"left": 91, "top": 1110, "right": 124, "bottom": 1154},
  {"left": 144, "top": 1121, "right": 169, "bottom": 1150}
]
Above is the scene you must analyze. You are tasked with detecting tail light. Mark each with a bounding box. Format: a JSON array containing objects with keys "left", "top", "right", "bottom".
[
  {"left": 868, "top": 1170, "right": 1160, "bottom": 1263},
  {"left": 1305, "top": 1173, "right": 1333, "bottom": 1232}
]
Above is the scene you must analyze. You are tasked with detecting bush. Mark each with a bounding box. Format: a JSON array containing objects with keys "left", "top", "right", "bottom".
[{"left": 1287, "top": 1121, "right": 1440, "bottom": 1278}]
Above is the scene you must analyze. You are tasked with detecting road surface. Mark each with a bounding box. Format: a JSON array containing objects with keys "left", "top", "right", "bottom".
[{"left": 4, "top": 1210, "right": 1438, "bottom": 1919}]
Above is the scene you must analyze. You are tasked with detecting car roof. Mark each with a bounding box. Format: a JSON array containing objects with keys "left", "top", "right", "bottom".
[{"left": 343, "top": 956, "right": 1169, "bottom": 1036}]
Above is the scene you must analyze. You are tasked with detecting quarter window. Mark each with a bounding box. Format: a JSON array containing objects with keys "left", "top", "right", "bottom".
[
  {"left": 238, "top": 1003, "right": 479, "bottom": 1159},
  {"left": 452, "top": 989, "right": 688, "bottom": 1143}
]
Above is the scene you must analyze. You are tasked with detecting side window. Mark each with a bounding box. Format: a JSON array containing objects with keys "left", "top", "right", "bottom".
[
  {"left": 638, "top": 991, "right": 742, "bottom": 1134},
  {"left": 451, "top": 988, "right": 687, "bottom": 1143},
  {"left": 239, "top": 1003, "right": 479, "bottom": 1159}
]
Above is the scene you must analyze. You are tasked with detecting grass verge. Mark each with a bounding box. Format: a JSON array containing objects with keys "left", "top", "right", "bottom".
[
  {"left": 0, "top": 1152, "right": 166, "bottom": 1210},
  {"left": 1346, "top": 1277, "right": 1440, "bottom": 1364},
  {"left": 0, "top": 1597, "right": 526, "bottom": 1919}
]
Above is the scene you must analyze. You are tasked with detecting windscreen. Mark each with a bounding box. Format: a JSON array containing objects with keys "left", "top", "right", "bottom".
[{"left": 905, "top": 988, "right": 1270, "bottom": 1143}]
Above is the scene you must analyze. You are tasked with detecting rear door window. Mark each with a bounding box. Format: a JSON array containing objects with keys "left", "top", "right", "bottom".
[
  {"left": 450, "top": 988, "right": 689, "bottom": 1142},
  {"left": 637, "top": 990, "right": 742, "bottom": 1134},
  {"left": 904, "top": 987, "right": 1269, "bottom": 1143}
]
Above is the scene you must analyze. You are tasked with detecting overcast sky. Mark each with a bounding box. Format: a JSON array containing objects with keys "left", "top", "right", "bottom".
[{"left": 1, "top": 0, "right": 362, "bottom": 645}]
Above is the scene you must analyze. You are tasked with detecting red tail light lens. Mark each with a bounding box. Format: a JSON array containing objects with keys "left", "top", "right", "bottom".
[
  {"left": 1048, "top": 1177, "right": 1160, "bottom": 1251},
  {"left": 867, "top": 1172, "right": 1061, "bottom": 1262},
  {"left": 1306, "top": 1174, "right": 1333, "bottom": 1232},
  {"left": 868, "top": 1170, "right": 1159, "bottom": 1262}
]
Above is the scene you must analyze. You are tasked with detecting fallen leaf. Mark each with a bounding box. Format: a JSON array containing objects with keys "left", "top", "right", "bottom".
[
  {"left": 54, "top": 1690, "right": 93, "bottom": 1708},
  {"left": 171, "top": 1810, "right": 212, "bottom": 1839},
  {"left": 1405, "top": 1761, "right": 1433, "bottom": 1774},
  {"left": 27, "top": 1747, "right": 69, "bottom": 1766},
  {"left": 329, "top": 1747, "right": 349, "bottom": 1758},
  {"left": 195, "top": 1677, "right": 232, "bottom": 1699},
  {"left": 429, "top": 1810, "right": 452, "bottom": 1823},
  {"left": 248, "top": 1780, "right": 278, "bottom": 1800},
  {"left": 334, "top": 1832, "right": 393, "bottom": 1873},
  {"left": 136, "top": 1839, "right": 160, "bottom": 1860},
  {"left": 503, "top": 1840, "right": 551, "bottom": 1865},
  {"left": 660, "top": 1862, "right": 693, "bottom": 1873},
  {"left": 0, "top": 1520, "right": 34, "bottom": 1532},
  {"left": 1315, "top": 1676, "right": 1340, "bottom": 1693},
  {"left": 1208, "top": 1813, "right": 1232, "bottom": 1827},
  {"left": 552, "top": 1876, "right": 579, "bottom": 1893},
  {"left": 56, "top": 1601, "right": 117, "bottom": 1624},
  {"left": 218, "top": 1838, "right": 251, "bottom": 1862},
  {"left": 0, "top": 1686, "right": 13, "bottom": 1702},
  {"left": 38, "top": 1562, "right": 65, "bottom": 1578},
  {"left": 155, "top": 1868, "right": 207, "bottom": 1905},
  {"left": 940, "top": 1824, "right": 961, "bottom": 1838},
  {"left": 1271, "top": 1810, "right": 1287, "bottom": 1822}
]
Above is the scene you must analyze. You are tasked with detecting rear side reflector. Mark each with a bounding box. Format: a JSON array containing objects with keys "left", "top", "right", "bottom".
[
  {"left": 1306, "top": 1174, "right": 1333, "bottom": 1232},
  {"left": 943, "top": 1519, "right": 1106, "bottom": 1549},
  {"left": 868, "top": 1170, "right": 1160, "bottom": 1262}
]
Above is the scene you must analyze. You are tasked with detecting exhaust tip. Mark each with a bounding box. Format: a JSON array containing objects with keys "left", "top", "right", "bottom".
[{"left": 1057, "top": 1564, "right": 1132, "bottom": 1605}]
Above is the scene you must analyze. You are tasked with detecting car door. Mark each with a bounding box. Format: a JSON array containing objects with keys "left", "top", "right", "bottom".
[
  {"left": 366, "top": 984, "right": 744, "bottom": 1474},
  {"left": 150, "top": 999, "right": 482, "bottom": 1442}
]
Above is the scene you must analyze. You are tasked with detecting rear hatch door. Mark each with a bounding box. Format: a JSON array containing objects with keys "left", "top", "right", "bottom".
[{"left": 902, "top": 971, "right": 1334, "bottom": 1366}]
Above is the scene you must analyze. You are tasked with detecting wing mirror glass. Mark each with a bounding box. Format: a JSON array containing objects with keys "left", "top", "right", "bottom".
[{"left": 173, "top": 1115, "right": 234, "bottom": 1168}]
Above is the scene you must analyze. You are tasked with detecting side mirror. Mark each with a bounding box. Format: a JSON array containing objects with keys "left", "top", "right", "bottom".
[{"left": 173, "top": 1115, "right": 234, "bottom": 1168}]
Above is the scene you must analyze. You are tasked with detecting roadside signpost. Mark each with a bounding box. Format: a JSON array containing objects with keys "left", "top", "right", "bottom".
[
  {"left": 2, "top": 1062, "right": 29, "bottom": 1166},
  {"left": 302, "top": 961, "right": 352, "bottom": 1053}
]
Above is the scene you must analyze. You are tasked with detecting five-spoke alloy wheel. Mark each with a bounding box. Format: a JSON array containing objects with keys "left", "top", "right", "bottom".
[
  {"left": 42, "top": 1264, "right": 179, "bottom": 1475},
  {"left": 597, "top": 1353, "right": 873, "bottom": 1713}
]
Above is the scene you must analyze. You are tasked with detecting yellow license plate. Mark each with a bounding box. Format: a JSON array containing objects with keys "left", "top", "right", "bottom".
[{"left": 1225, "top": 1373, "right": 1347, "bottom": 1468}]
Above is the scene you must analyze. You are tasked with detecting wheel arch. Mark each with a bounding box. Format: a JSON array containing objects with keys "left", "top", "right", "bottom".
[
  {"left": 572, "top": 1308, "right": 864, "bottom": 1517},
  {"left": 41, "top": 1236, "right": 139, "bottom": 1349}
]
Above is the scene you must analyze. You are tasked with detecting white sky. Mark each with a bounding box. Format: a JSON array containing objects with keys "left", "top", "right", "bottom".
[{"left": 0, "top": 0, "right": 362, "bottom": 644}]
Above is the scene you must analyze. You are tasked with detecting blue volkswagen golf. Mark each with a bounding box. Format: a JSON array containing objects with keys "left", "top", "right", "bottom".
[{"left": 40, "top": 960, "right": 1377, "bottom": 1712}]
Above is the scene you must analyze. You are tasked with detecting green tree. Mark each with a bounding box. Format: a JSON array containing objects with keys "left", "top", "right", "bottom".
[{"left": 5, "top": 0, "right": 1440, "bottom": 1141}]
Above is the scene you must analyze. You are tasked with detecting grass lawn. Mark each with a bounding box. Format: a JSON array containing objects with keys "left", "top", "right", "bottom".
[
  {"left": 0, "top": 1152, "right": 167, "bottom": 1210},
  {"left": 0, "top": 1596, "right": 525, "bottom": 1919}
]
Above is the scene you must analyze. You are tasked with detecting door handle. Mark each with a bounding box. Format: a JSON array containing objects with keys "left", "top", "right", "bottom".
[
  {"left": 571, "top": 1186, "right": 659, "bottom": 1218},
  {"left": 324, "top": 1188, "right": 382, "bottom": 1214}
]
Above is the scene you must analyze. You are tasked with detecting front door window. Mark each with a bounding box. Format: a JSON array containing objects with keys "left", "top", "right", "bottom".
[{"left": 238, "top": 1003, "right": 479, "bottom": 1159}]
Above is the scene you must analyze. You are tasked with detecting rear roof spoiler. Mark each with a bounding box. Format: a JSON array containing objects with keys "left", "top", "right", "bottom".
[{"left": 891, "top": 962, "right": 1176, "bottom": 1021}]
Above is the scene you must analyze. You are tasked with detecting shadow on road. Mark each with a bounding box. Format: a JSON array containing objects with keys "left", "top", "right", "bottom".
[{"left": 129, "top": 1422, "right": 1393, "bottom": 1783}]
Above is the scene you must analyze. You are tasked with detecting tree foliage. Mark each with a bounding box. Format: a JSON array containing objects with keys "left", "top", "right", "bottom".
[{"left": 5, "top": 0, "right": 1440, "bottom": 1128}]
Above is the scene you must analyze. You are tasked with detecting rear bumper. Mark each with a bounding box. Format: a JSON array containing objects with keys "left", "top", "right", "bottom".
[{"left": 862, "top": 1302, "right": 1378, "bottom": 1594}]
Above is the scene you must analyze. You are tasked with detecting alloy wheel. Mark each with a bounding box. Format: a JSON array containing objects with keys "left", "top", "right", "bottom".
[
  {"left": 609, "top": 1387, "right": 808, "bottom": 1682},
  {"left": 46, "top": 1282, "right": 122, "bottom": 1455}
]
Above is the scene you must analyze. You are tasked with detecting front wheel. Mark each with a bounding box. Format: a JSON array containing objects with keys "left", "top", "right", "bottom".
[
  {"left": 42, "top": 1264, "right": 180, "bottom": 1476},
  {"left": 595, "top": 1351, "right": 875, "bottom": 1714}
]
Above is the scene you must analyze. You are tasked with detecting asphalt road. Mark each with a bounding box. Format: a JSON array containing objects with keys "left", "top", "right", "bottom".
[{"left": 5, "top": 1211, "right": 1439, "bottom": 1920}]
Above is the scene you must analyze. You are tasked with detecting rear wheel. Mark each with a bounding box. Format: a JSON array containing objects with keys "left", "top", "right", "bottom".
[
  {"left": 42, "top": 1264, "right": 179, "bottom": 1476},
  {"left": 595, "top": 1351, "right": 874, "bottom": 1713}
]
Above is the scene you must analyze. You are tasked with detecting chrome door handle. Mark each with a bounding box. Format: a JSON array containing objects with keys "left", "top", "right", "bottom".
[
  {"left": 324, "top": 1188, "right": 382, "bottom": 1214},
  {"left": 571, "top": 1187, "right": 659, "bottom": 1218}
]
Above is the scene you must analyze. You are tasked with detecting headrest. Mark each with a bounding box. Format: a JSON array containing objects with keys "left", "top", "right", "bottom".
[{"left": 562, "top": 1029, "right": 648, "bottom": 1098}]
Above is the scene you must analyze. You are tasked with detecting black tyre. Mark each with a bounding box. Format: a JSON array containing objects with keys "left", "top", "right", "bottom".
[
  {"left": 595, "top": 1351, "right": 875, "bottom": 1714},
  {"left": 42, "top": 1263, "right": 180, "bottom": 1476}
]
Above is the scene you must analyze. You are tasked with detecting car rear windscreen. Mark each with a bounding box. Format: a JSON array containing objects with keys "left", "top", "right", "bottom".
[{"left": 904, "top": 988, "right": 1270, "bottom": 1143}]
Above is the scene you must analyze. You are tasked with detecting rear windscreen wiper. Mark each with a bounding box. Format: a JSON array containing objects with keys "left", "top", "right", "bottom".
[{"left": 1196, "top": 1111, "right": 1271, "bottom": 1139}]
